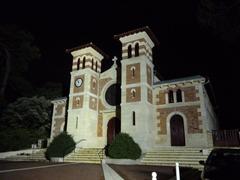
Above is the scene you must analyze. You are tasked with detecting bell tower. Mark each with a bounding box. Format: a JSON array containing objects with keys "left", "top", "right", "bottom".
[
  {"left": 66, "top": 43, "right": 105, "bottom": 148},
  {"left": 115, "top": 27, "right": 156, "bottom": 151}
]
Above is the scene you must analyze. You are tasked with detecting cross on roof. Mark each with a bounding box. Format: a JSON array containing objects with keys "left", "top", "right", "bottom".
[{"left": 112, "top": 56, "right": 118, "bottom": 68}]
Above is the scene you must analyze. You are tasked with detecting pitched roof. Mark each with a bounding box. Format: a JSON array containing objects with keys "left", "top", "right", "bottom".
[
  {"left": 154, "top": 75, "right": 205, "bottom": 85},
  {"left": 65, "top": 42, "right": 109, "bottom": 58},
  {"left": 114, "top": 26, "right": 160, "bottom": 46}
]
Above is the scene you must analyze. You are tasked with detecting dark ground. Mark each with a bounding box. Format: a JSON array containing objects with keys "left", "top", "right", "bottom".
[
  {"left": 0, "top": 161, "right": 104, "bottom": 180},
  {"left": 109, "top": 164, "right": 201, "bottom": 180},
  {"left": 0, "top": 161, "right": 201, "bottom": 180}
]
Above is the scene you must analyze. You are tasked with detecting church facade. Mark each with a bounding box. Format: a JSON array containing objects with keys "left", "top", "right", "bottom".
[{"left": 50, "top": 27, "right": 218, "bottom": 152}]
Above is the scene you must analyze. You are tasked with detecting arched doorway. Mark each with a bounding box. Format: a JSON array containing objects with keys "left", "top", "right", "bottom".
[
  {"left": 170, "top": 115, "right": 185, "bottom": 146},
  {"left": 107, "top": 117, "right": 120, "bottom": 145}
]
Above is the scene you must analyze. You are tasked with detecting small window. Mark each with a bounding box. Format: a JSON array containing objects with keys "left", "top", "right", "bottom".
[
  {"left": 176, "top": 89, "right": 182, "bottom": 102},
  {"left": 77, "top": 58, "right": 81, "bottom": 70},
  {"left": 76, "top": 116, "right": 78, "bottom": 129},
  {"left": 82, "top": 57, "right": 86, "bottom": 69},
  {"left": 132, "top": 111, "right": 136, "bottom": 126},
  {"left": 131, "top": 89, "right": 136, "bottom": 98},
  {"left": 130, "top": 66, "right": 136, "bottom": 78},
  {"left": 92, "top": 79, "right": 96, "bottom": 89},
  {"left": 76, "top": 97, "right": 80, "bottom": 106},
  {"left": 128, "top": 45, "right": 132, "bottom": 58},
  {"left": 135, "top": 43, "right": 139, "bottom": 57},
  {"left": 168, "top": 90, "right": 174, "bottom": 103},
  {"left": 95, "top": 61, "right": 98, "bottom": 72},
  {"left": 91, "top": 58, "right": 94, "bottom": 70}
]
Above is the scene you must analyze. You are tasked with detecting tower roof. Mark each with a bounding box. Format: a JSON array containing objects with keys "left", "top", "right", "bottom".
[
  {"left": 114, "top": 26, "right": 160, "bottom": 46},
  {"left": 66, "top": 42, "right": 109, "bottom": 59}
]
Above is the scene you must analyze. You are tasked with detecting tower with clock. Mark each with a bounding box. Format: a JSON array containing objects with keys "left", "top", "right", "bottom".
[{"left": 66, "top": 43, "right": 105, "bottom": 148}]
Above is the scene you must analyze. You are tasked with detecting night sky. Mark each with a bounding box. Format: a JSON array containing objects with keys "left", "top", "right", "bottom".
[{"left": 1, "top": 1, "right": 239, "bottom": 129}]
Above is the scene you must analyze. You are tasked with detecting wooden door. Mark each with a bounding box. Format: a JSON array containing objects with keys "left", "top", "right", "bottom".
[
  {"left": 107, "top": 118, "right": 120, "bottom": 145},
  {"left": 170, "top": 115, "right": 185, "bottom": 146}
]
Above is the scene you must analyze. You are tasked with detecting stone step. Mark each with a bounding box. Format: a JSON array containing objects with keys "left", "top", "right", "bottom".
[
  {"left": 64, "top": 148, "right": 103, "bottom": 164},
  {"left": 141, "top": 148, "right": 208, "bottom": 170},
  {"left": 72, "top": 153, "right": 103, "bottom": 156},
  {"left": 144, "top": 153, "right": 206, "bottom": 157},
  {"left": 5, "top": 150, "right": 47, "bottom": 161},
  {"left": 142, "top": 159, "right": 203, "bottom": 164},
  {"left": 145, "top": 153, "right": 204, "bottom": 156},
  {"left": 64, "top": 159, "right": 101, "bottom": 164},
  {"left": 147, "top": 150, "right": 202, "bottom": 154},
  {"left": 68, "top": 154, "right": 101, "bottom": 157},
  {"left": 141, "top": 162, "right": 203, "bottom": 170},
  {"left": 143, "top": 156, "right": 206, "bottom": 161},
  {"left": 66, "top": 156, "right": 101, "bottom": 160}
]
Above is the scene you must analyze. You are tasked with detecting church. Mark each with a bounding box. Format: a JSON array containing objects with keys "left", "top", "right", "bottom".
[{"left": 50, "top": 27, "right": 218, "bottom": 152}]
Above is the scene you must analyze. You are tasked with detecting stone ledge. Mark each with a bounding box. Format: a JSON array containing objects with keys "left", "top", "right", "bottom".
[{"left": 103, "top": 158, "right": 141, "bottom": 165}]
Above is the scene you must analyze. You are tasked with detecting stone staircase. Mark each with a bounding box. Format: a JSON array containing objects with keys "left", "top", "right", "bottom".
[
  {"left": 64, "top": 148, "right": 104, "bottom": 164},
  {"left": 141, "top": 147, "right": 211, "bottom": 170},
  {"left": 5, "top": 149, "right": 47, "bottom": 161}
]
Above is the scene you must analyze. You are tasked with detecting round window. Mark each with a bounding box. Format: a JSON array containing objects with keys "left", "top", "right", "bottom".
[{"left": 105, "top": 83, "right": 121, "bottom": 106}]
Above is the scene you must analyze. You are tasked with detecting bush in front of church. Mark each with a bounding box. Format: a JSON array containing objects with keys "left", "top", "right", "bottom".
[
  {"left": 108, "top": 133, "right": 141, "bottom": 160},
  {"left": 45, "top": 132, "right": 76, "bottom": 160}
]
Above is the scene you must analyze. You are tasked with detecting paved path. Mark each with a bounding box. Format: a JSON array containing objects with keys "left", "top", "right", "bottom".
[
  {"left": 102, "top": 162, "right": 123, "bottom": 180},
  {"left": 0, "top": 161, "right": 104, "bottom": 180},
  {"left": 109, "top": 164, "right": 174, "bottom": 180},
  {"left": 0, "top": 161, "right": 201, "bottom": 180}
]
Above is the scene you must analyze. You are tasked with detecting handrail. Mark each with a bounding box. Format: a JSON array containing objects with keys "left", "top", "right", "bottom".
[
  {"left": 62, "top": 139, "right": 86, "bottom": 159},
  {"left": 98, "top": 147, "right": 105, "bottom": 163},
  {"left": 74, "top": 139, "right": 86, "bottom": 152}
]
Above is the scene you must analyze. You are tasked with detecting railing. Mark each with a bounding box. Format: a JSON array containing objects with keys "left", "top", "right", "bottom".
[
  {"left": 98, "top": 147, "right": 105, "bottom": 163},
  {"left": 74, "top": 139, "right": 86, "bottom": 152},
  {"left": 212, "top": 129, "right": 240, "bottom": 147},
  {"left": 62, "top": 139, "right": 86, "bottom": 160}
]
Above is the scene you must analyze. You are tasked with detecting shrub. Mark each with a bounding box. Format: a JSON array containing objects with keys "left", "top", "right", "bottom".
[
  {"left": 45, "top": 132, "right": 75, "bottom": 160},
  {"left": 108, "top": 133, "right": 141, "bottom": 160}
]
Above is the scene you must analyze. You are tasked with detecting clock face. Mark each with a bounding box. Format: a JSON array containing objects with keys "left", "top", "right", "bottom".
[{"left": 75, "top": 78, "right": 83, "bottom": 87}]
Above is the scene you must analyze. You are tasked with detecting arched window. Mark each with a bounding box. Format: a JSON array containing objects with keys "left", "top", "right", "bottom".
[
  {"left": 135, "top": 43, "right": 139, "bottom": 57},
  {"left": 176, "top": 89, "right": 182, "bottom": 102},
  {"left": 91, "top": 58, "right": 94, "bottom": 70},
  {"left": 82, "top": 57, "right": 86, "bottom": 69},
  {"left": 131, "top": 89, "right": 136, "bottom": 98},
  {"left": 92, "top": 79, "right": 96, "bottom": 89},
  {"left": 95, "top": 61, "right": 98, "bottom": 72},
  {"left": 132, "top": 111, "right": 136, "bottom": 126},
  {"left": 128, "top": 45, "right": 132, "bottom": 58},
  {"left": 168, "top": 90, "right": 174, "bottom": 103},
  {"left": 76, "top": 97, "right": 80, "bottom": 106},
  {"left": 77, "top": 58, "right": 80, "bottom": 70},
  {"left": 130, "top": 66, "right": 135, "bottom": 78}
]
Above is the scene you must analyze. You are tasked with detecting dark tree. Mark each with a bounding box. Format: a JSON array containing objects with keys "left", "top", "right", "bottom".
[
  {"left": 0, "top": 96, "right": 51, "bottom": 134},
  {"left": 0, "top": 25, "right": 40, "bottom": 103},
  {"left": 197, "top": 0, "right": 240, "bottom": 43},
  {"left": 0, "top": 96, "right": 52, "bottom": 152}
]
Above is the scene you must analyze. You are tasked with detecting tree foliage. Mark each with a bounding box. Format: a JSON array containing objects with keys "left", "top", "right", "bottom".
[
  {"left": 45, "top": 132, "right": 76, "bottom": 160},
  {"left": 0, "top": 24, "right": 40, "bottom": 103},
  {"left": 0, "top": 96, "right": 51, "bottom": 134},
  {"left": 108, "top": 133, "right": 142, "bottom": 160},
  {"left": 0, "top": 25, "right": 40, "bottom": 74},
  {"left": 0, "top": 96, "right": 52, "bottom": 152},
  {"left": 0, "top": 128, "right": 38, "bottom": 152}
]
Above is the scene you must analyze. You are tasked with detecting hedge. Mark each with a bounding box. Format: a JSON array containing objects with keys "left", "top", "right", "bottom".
[
  {"left": 108, "top": 133, "right": 141, "bottom": 160},
  {"left": 45, "top": 132, "right": 75, "bottom": 160}
]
